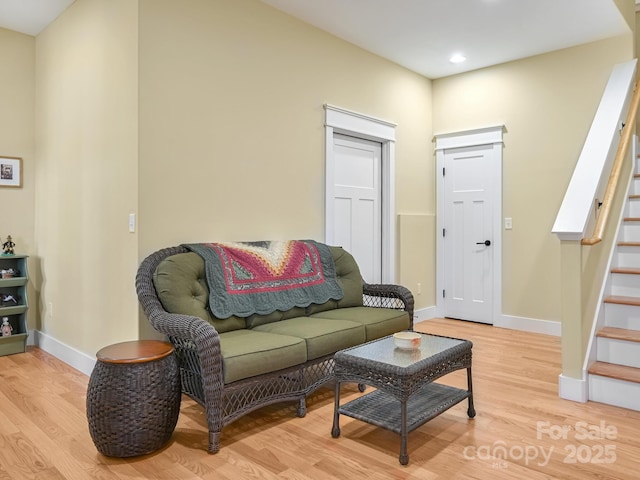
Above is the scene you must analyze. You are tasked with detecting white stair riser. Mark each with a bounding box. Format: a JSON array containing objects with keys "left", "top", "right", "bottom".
[
  {"left": 596, "top": 337, "right": 640, "bottom": 368},
  {"left": 630, "top": 179, "right": 640, "bottom": 195},
  {"left": 615, "top": 247, "right": 640, "bottom": 268},
  {"left": 589, "top": 375, "right": 640, "bottom": 411},
  {"left": 622, "top": 222, "right": 640, "bottom": 240},
  {"left": 628, "top": 199, "right": 640, "bottom": 217},
  {"left": 609, "top": 273, "right": 640, "bottom": 297},
  {"left": 603, "top": 303, "right": 640, "bottom": 329}
]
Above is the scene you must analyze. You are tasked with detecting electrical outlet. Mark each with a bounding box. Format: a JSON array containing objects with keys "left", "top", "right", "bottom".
[
  {"left": 417, "top": 283, "right": 422, "bottom": 295},
  {"left": 504, "top": 217, "right": 513, "bottom": 230}
]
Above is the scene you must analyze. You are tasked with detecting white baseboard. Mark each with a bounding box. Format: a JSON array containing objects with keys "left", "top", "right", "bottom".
[
  {"left": 413, "top": 308, "right": 561, "bottom": 337},
  {"left": 34, "top": 330, "right": 96, "bottom": 377},
  {"left": 495, "top": 314, "right": 561, "bottom": 336},
  {"left": 413, "top": 306, "right": 437, "bottom": 324},
  {"left": 558, "top": 373, "right": 588, "bottom": 403}
]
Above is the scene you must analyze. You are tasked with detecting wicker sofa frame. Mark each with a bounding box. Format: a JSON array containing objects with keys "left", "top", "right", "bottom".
[{"left": 136, "top": 245, "right": 414, "bottom": 453}]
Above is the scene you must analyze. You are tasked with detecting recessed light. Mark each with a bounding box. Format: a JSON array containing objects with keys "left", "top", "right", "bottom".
[{"left": 449, "top": 54, "right": 467, "bottom": 64}]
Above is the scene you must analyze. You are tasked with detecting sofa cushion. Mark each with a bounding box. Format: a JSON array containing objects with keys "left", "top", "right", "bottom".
[
  {"left": 306, "top": 246, "right": 364, "bottom": 315},
  {"left": 219, "top": 330, "right": 307, "bottom": 384},
  {"left": 253, "top": 317, "right": 365, "bottom": 360},
  {"left": 153, "top": 252, "right": 246, "bottom": 333},
  {"left": 310, "top": 306, "right": 410, "bottom": 341}
]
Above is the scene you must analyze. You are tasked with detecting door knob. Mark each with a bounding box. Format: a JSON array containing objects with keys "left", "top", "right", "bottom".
[{"left": 476, "top": 240, "right": 491, "bottom": 246}]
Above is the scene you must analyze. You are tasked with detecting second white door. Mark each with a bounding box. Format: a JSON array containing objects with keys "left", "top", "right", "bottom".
[
  {"left": 332, "top": 133, "right": 382, "bottom": 283},
  {"left": 442, "top": 144, "right": 497, "bottom": 324}
]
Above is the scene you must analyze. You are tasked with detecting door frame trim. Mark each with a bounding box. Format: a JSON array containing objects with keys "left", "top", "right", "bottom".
[
  {"left": 434, "top": 125, "right": 504, "bottom": 323},
  {"left": 324, "top": 104, "right": 396, "bottom": 283}
]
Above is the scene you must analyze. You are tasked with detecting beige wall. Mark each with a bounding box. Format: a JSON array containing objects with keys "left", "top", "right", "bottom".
[
  {"left": 637, "top": 10, "right": 640, "bottom": 53},
  {"left": 0, "top": 28, "right": 36, "bottom": 330},
  {"left": 615, "top": 0, "right": 637, "bottom": 34},
  {"left": 35, "top": 0, "right": 139, "bottom": 355},
  {"left": 7, "top": 0, "right": 635, "bottom": 361},
  {"left": 137, "top": 0, "right": 435, "bottom": 328},
  {"left": 432, "top": 34, "right": 634, "bottom": 324}
]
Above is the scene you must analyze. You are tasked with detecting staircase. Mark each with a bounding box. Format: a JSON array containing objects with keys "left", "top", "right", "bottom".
[{"left": 588, "top": 171, "right": 640, "bottom": 411}]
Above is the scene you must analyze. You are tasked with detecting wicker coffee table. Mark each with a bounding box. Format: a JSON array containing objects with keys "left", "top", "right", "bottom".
[{"left": 331, "top": 332, "right": 475, "bottom": 465}]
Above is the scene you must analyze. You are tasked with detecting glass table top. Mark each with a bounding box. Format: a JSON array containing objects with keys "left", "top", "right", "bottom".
[{"left": 337, "top": 333, "right": 469, "bottom": 369}]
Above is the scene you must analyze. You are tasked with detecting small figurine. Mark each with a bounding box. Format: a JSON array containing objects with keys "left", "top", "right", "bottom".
[
  {"left": 2, "top": 235, "right": 15, "bottom": 256},
  {"left": 1, "top": 294, "right": 17, "bottom": 306},
  {"left": 0, "top": 268, "right": 16, "bottom": 279},
  {"left": 1, "top": 317, "right": 12, "bottom": 337}
]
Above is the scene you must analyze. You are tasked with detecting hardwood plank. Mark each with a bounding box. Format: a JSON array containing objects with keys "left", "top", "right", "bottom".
[
  {"left": 588, "top": 361, "right": 640, "bottom": 383},
  {"left": 597, "top": 326, "right": 640, "bottom": 343},
  {"left": 603, "top": 295, "right": 640, "bottom": 306},
  {"left": 611, "top": 267, "right": 640, "bottom": 275},
  {"left": 0, "top": 319, "right": 639, "bottom": 479}
]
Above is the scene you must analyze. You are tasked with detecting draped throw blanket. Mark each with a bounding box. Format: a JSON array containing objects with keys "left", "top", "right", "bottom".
[{"left": 183, "top": 240, "right": 344, "bottom": 318}]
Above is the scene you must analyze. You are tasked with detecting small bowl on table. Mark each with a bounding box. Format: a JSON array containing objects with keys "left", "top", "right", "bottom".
[{"left": 393, "top": 331, "right": 422, "bottom": 350}]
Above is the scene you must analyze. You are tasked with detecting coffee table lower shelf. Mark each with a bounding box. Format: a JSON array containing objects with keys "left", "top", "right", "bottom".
[
  {"left": 332, "top": 333, "right": 475, "bottom": 465},
  {"left": 336, "top": 383, "right": 471, "bottom": 435}
]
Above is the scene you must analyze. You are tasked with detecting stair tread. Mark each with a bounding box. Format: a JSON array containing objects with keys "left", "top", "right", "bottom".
[
  {"left": 624, "top": 217, "right": 640, "bottom": 222},
  {"left": 611, "top": 267, "right": 640, "bottom": 275},
  {"left": 617, "top": 242, "right": 640, "bottom": 247},
  {"left": 604, "top": 295, "right": 640, "bottom": 306},
  {"left": 597, "top": 326, "right": 640, "bottom": 342},
  {"left": 630, "top": 195, "right": 640, "bottom": 199},
  {"left": 589, "top": 361, "right": 640, "bottom": 383}
]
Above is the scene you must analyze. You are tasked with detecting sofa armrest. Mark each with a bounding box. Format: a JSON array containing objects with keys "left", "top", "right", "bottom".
[
  {"left": 136, "top": 245, "right": 220, "bottom": 341},
  {"left": 136, "top": 246, "right": 225, "bottom": 441},
  {"left": 362, "top": 283, "right": 415, "bottom": 329}
]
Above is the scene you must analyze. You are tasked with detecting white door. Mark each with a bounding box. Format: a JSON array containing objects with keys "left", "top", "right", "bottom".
[
  {"left": 442, "top": 144, "right": 496, "bottom": 324},
  {"left": 332, "top": 133, "right": 382, "bottom": 283}
]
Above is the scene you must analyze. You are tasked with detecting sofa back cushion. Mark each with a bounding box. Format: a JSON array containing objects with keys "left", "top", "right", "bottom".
[
  {"left": 305, "top": 246, "right": 363, "bottom": 315},
  {"left": 153, "top": 244, "right": 364, "bottom": 330},
  {"left": 245, "top": 307, "right": 307, "bottom": 328},
  {"left": 153, "top": 252, "right": 247, "bottom": 333}
]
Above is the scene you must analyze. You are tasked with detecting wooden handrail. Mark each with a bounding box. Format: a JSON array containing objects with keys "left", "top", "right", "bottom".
[{"left": 582, "top": 80, "right": 640, "bottom": 246}]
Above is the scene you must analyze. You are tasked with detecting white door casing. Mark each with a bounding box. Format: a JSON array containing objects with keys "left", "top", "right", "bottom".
[
  {"left": 435, "top": 126, "right": 504, "bottom": 324},
  {"left": 332, "top": 134, "right": 382, "bottom": 283},
  {"left": 324, "top": 104, "right": 396, "bottom": 283}
]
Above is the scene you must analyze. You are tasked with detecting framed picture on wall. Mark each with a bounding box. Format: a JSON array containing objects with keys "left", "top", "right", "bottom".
[{"left": 0, "top": 156, "right": 22, "bottom": 188}]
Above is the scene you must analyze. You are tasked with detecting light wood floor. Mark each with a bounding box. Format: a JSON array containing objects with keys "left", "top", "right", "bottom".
[{"left": 1, "top": 318, "right": 639, "bottom": 479}]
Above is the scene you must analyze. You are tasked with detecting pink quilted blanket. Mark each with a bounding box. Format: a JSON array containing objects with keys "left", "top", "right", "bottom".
[{"left": 184, "top": 240, "right": 343, "bottom": 318}]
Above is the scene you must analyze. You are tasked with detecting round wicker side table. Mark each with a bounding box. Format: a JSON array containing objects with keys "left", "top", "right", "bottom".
[{"left": 86, "top": 340, "right": 181, "bottom": 457}]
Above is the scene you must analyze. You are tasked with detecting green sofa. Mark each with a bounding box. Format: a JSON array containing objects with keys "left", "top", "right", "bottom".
[{"left": 136, "top": 242, "right": 414, "bottom": 453}]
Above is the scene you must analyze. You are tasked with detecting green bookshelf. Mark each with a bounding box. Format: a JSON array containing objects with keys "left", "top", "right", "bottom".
[{"left": 0, "top": 254, "right": 28, "bottom": 355}]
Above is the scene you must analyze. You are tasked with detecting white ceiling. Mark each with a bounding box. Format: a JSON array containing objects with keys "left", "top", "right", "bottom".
[
  {"left": 261, "top": 0, "right": 632, "bottom": 78},
  {"left": 0, "top": 0, "right": 634, "bottom": 79},
  {"left": 0, "top": 0, "right": 75, "bottom": 36}
]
